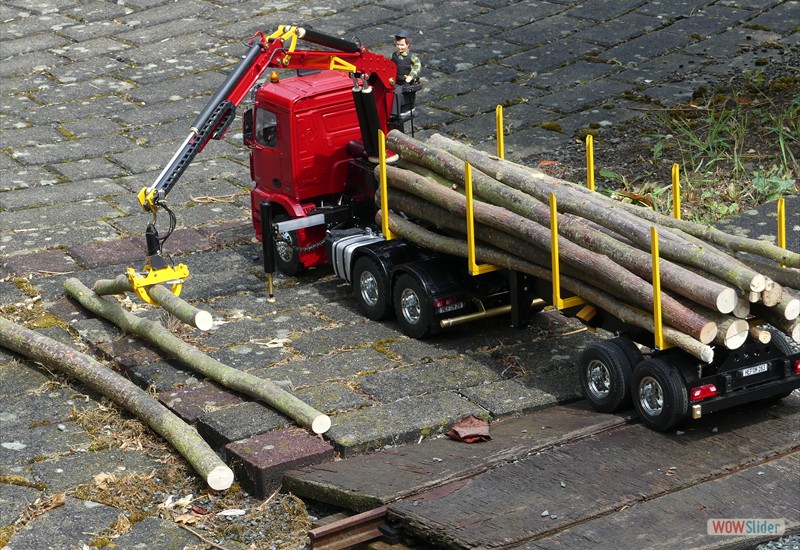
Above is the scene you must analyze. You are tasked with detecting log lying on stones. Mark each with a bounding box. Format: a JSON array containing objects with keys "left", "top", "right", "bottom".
[
  {"left": 0, "top": 316, "right": 234, "bottom": 491},
  {"left": 64, "top": 278, "right": 331, "bottom": 435},
  {"left": 377, "top": 210, "right": 715, "bottom": 363},
  {"left": 93, "top": 275, "right": 213, "bottom": 331}
]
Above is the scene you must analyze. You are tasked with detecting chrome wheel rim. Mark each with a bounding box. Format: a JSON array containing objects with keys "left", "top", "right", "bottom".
[
  {"left": 359, "top": 271, "right": 379, "bottom": 307},
  {"left": 639, "top": 376, "right": 664, "bottom": 416},
  {"left": 587, "top": 360, "right": 611, "bottom": 399},
  {"left": 276, "top": 233, "right": 294, "bottom": 263},
  {"left": 399, "top": 287, "right": 421, "bottom": 325}
]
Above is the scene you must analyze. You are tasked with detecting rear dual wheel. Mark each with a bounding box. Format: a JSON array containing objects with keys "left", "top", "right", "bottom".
[
  {"left": 578, "top": 340, "right": 634, "bottom": 413},
  {"left": 352, "top": 256, "right": 392, "bottom": 321},
  {"left": 632, "top": 358, "right": 688, "bottom": 432}
]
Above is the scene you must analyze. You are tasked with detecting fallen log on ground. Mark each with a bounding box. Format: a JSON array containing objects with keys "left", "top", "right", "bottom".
[
  {"left": 64, "top": 278, "right": 331, "bottom": 435},
  {"left": 92, "top": 275, "right": 214, "bottom": 331},
  {"left": 0, "top": 316, "right": 234, "bottom": 491}
]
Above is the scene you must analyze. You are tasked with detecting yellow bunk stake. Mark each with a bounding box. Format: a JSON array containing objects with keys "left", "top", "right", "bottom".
[
  {"left": 465, "top": 162, "right": 499, "bottom": 275},
  {"left": 650, "top": 226, "right": 672, "bottom": 350},
  {"left": 585, "top": 134, "right": 595, "bottom": 191},
  {"left": 672, "top": 163, "right": 681, "bottom": 219},
  {"left": 777, "top": 197, "right": 786, "bottom": 250},
  {"left": 495, "top": 105, "right": 505, "bottom": 159},
  {"left": 378, "top": 130, "right": 394, "bottom": 240},
  {"left": 549, "top": 193, "right": 585, "bottom": 310}
]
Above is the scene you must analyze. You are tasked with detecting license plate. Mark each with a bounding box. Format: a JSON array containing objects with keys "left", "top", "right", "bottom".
[{"left": 740, "top": 363, "right": 768, "bottom": 377}]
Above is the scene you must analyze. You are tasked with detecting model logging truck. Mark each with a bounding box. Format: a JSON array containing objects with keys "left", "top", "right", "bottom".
[{"left": 130, "top": 25, "right": 800, "bottom": 432}]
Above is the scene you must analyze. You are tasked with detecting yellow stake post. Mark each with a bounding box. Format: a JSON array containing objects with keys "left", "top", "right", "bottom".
[
  {"left": 585, "top": 134, "right": 595, "bottom": 191},
  {"left": 549, "top": 193, "right": 584, "bottom": 310},
  {"left": 672, "top": 163, "right": 681, "bottom": 219},
  {"left": 466, "top": 162, "right": 499, "bottom": 275},
  {"left": 651, "top": 226, "right": 670, "bottom": 350},
  {"left": 378, "top": 130, "right": 394, "bottom": 240},
  {"left": 495, "top": 105, "right": 505, "bottom": 159},
  {"left": 777, "top": 197, "right": 786, "bottom": 250}
]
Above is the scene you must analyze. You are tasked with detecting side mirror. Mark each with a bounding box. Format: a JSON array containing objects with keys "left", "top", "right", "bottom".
[{"left": 242, "top": 107, "right": 254, "bottom": 145}]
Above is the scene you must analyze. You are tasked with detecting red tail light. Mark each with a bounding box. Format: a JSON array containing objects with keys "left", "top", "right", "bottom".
[
  {"left": 690, "top": 384, "right": 718, "bottom": 402},
  {"left": 794, "top": 360, "right": 800, "bottom": 375}
]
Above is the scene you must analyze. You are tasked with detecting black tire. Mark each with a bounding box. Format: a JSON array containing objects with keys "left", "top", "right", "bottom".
[
  {"left": 352, "top": 256, "right": 392, "bottom": 320},
  {"left": 578, "top": 341, "right": 633, "bottom": 413},
  {"left": 272, "top": 214, "right": 302, "bottom": 276},
  {"left": 761, "top": 327, "right": 796, "bottom": 401},
  {"left": 393, "top": 274, "right": 433, "bottom": 339},
  {"left": 632, "top": 358, "right": 688, "bottom": 431},
  {"left": 608, "top": 336, "right": 644, "bottom": 370}
]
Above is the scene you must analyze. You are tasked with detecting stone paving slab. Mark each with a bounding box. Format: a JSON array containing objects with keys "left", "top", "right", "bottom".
[{"left": 1, "top": 1, "right": 798, "bottom": 546}]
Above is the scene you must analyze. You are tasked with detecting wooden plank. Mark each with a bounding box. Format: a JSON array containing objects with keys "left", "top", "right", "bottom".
[
  {"left": 522, "top": 452, "right": 800, "bottom": 550},
  {"left": 387, "top": 399, "right": 800, "bottom": 549},
  {"left": 283, "top": 402, "right": 633, "bottom": 512}
]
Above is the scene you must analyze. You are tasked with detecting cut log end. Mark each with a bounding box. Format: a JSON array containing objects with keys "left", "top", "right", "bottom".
[
  {"left": 749, "top": 326, "right": 771, "bottom": 344},
  {"left": 750, "top": 274, "right": 766, "bottom": 293},
  {"left": 784, "top": 298, "right": 800, "bottom": 321},
  {"left": 207, "top": 465, "right": 235, "bottom": 491},
  {"left": 716, "top": 288, "right": 738, "bottom": 315},
  {"left": 194, "top": 311, "right": 214, "bottom": 331},
  {"left": 699, "top": 346, "right": 714, "bottom": 364},
  {"left": 723, "top": 319, "right": 750, "bottom": 350},
  {"left": 311, "top": 414, "right": 332, "bottom": 435},
  {"left": 698, "top": 322, "right": 718, "bottom": 345},
  {"left": 733, "top": 297, "right": 750, "bottom": 319}
]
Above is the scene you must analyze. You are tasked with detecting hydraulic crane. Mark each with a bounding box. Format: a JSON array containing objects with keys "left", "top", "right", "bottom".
[{"left": 128, "top": 25, "right": 398, "bottom": 303}]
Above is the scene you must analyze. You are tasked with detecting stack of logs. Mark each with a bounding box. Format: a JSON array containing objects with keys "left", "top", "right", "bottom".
[{"left": 379, "top": 130, "right": 799, "bottom": 363}]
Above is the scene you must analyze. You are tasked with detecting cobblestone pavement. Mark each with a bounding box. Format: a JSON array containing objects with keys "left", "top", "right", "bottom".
[{"left": 1, "top": 1, "right": 798, "bottom": 548}]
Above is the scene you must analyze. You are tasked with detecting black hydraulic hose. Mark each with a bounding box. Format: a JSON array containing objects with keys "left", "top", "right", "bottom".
[{"left": 298, "top": 27, "right": 360, "bottom": 53}]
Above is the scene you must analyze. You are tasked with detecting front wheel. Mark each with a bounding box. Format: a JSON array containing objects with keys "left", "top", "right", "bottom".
[
  {"left": 353, "top": 256, "right": 392, "bottom": 320},
  {"left": 272, "top": 214, "right": 302, "bottom": 276},
  {"left": 578, "top": 341, "right": 632, "bottom": 413},
  {"left": 393, "top": 274, "right": 433, "bottom": 339},
  {"left": 632, "top": 358, "right": 688, "bottom": 431}
]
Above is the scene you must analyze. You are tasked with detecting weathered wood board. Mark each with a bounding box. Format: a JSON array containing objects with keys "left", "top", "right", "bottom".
[
  {"left": 518, "top": 452, "right": 799, "bottom": 550},
  {"left": 284, "top": 402, "right": 633, "bottom": 512},
  {"left": 386, "top": 398, "right": 799, "bottom": 549}
]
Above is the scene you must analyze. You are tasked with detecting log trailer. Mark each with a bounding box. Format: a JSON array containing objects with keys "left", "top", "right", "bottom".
[{"left": 128, "top": 25, "right": 800, "bottom": 432}]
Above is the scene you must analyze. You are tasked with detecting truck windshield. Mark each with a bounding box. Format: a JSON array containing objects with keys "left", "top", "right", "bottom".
[{"left": 255, "top": 108, "right": 278, "bottom": 148}]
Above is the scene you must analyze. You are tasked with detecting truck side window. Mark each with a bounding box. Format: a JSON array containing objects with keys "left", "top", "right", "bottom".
[{"left": 256, "top": 108, "right": 278, "bottom": 148}]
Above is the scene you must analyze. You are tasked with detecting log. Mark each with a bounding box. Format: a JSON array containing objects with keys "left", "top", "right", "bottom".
[
  {"left": 732, "top": 296, "right": 751, "bottom": 319},
  {"left": 749, "top": 325, "right": 771, "bottom": 344},
  {"left": 376, "top": 210, "right": 714, "bottom": 363},
  {"left": 381, "top": 166, "right": 718, "bottom": 344},
  {"left": 415, "top": 132, "right": 769, "bottom": 294},
  {"left": 64, "top": 278, "right": 331, "bottom": 435},
  {"left": 93, "top": 275, "right": 214, "bottom": 331},
  {"left": 761, "top": 278, "right": 782, "bottom": 308},
  {"left": 389, "top": 162, "right": 738, "bottom": 314},
  {"left": 0, "top": 316, "right": 234, "bottom": 491},
  {"left": 734, "top": 253, "right": 800, "bottom": 290}
]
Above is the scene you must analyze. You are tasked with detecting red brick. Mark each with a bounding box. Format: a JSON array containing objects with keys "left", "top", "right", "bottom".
[
  {"left": 1, "top": 249, "right": 79, "bottom": 278},
  {"left": 68, "top": 238, "right": 143, "bottom": 269},
  {"left": 225, "top": 428, "right": 333, "bottom": 498}
]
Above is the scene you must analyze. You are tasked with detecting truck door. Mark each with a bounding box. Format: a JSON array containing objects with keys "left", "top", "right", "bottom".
[{"left": 249, "top": 106, "right": 292, "bottom": 197}]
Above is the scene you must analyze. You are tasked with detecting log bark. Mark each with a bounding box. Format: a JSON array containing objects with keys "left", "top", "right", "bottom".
[
  {"left": 381, "top": 166, "right": 718, "bottom": 344},
  {"left": 93, "top": 275, "right": 213, "bottom": 331},
  {"left": 376, "top": 210, "right": 714, "bottom": 363},
  {"left": 64, "top": 278, "right": 331, "bottom": 435},
  {"left": 0, "top": 316, "right": 233, "bottom": 490},
  {"left": 411, "top": 132, "right": 769, "bottom": 294}
]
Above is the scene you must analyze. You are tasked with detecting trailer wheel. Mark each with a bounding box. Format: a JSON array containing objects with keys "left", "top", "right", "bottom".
[
  {"left": 353, "top": 256, "right": 392, "bottom": 320},
  {"left": 608, "top": 336, "right": 644, "bottom": 370},
  {"left": 578, "top": 341, "right": 632, "bottom": 413},
  {"left": 272, "top": 215, "right": 302, "bottom": 276},
  {"left": 632, "top": 358, "right": 688, "bottom": 431},
  {"left": 393, "top": 274, "right": 433, "bottom": 339},
  {"left": 762, "top": 327, "right": 796, "bottom": 401}
]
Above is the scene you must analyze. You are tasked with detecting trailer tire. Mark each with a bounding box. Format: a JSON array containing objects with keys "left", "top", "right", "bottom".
[
  {"left": 353, "top": 256, "right": 392, "bottom": 320},
  {"left": 632, "top": 358, "right": 688, "bottom": 432},
  {"left": 273, "top": 214, "right": 302, "bottom": 276},
  {"left": 608, "top": 336, "right": 644, "bottom": 371},
  {"left": 578, "top": 341, "right": 632, "bottom": 413},
  {"left": 393, "top": 274, "right": 433, "bottom": 339},
  {"left": 761, "top": 327, "right": 796, "bottom": 401}
]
